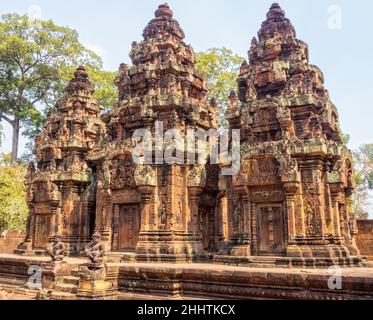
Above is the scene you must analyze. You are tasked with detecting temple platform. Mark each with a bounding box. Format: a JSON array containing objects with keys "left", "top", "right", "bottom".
[{"left": 1, "top": 253, "right": 373, "bottom": 300}]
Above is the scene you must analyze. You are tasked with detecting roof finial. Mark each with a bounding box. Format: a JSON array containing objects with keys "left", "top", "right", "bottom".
[
  {"left": 270, "top": 3, "right": 281, "bottom": 10},
  {"left": 74, "top": 66, "right": 88, "bottom": 79},
  {"left": 155, "top": 3, "right": 173, "bottom": 18},
  {"left": 267, "top": 2, "right": 285, "bottom": 19}
]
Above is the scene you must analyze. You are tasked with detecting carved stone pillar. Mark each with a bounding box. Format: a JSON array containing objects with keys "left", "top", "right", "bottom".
[
  {"left": 216, "top": 193, "right": 228, "bottom": 242},
  {"left": 138, "top": 186, "right": 155, "bottom": 232},
  {"left": 283, "top": 182, "right": 299, "bottom": 242},
  {"left": 49, "top": 208, "right": 58, "bottom": 241},
  {"left": 100, "top": 205, "right": 112, "bottom": 244},
  {"left": 81, "top": 201, "right": 89, "bottom": 237},
  {"left": 241, "top": 194, "right": 250, "bottom": 236},
  {"left": 329, "top": 183, "right": 343, "bottom": 238},
  {"left": 251, "top": 202, "right": 258, "bottom": 256},
  {"left": 285, "top": 194, "right": 296, "bottom": 240},
  {"left": 188, "top": 187, "right": 203, "bottom": 234},
  {"left": 111, "top": 204, "right": 120, "bottom": 251},
  {"left": 233, "top": 186, "right": 248, "bottom": 237},
  {"left": 331, "top": 194, "right": 341, "bottom": 237}
]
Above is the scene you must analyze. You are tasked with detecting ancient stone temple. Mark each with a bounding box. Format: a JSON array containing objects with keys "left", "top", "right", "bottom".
[
  {"left": 17, "top": 3, "right": 360, "bottom": 267},
  {"left": 19, "top": 4, "right": 220, "bottom": 261},
  {"left": 219, "top": 3, "right": 360, "bottom": 265},
  {"left": 18, "top": 66, "right": 106, "bottom": 255},
  {"left": 87, "top": 3, "right": 220, "bottom": 261}
]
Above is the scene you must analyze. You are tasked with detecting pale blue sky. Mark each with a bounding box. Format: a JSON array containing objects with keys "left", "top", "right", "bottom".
[{"left": 0, "top": 1, "right": 372, "bottom": 151}]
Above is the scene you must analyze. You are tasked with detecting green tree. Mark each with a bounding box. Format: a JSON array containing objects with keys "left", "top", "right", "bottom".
[
  {"left": 0, "top": 153, "right": 28, "bottom": 231},
  {"left": 195, "top": 48, "right": 245, "bottom": 126},
  {"left": 351, "top": 144, "right": 373, "bottom": 219},
  {"left": 0, "top": 123, "right": 4, "bottom": 147},
  {"left": 0, "top": 13, "right": 116, "bottom": 162}
]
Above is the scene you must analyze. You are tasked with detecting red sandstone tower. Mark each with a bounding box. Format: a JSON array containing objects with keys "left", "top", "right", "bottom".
[
  {"left": 219, "top": 3, "right": 360, "bottom": 266},
  {"left": 87, "top": 3, "right": 219, "bottom": 261},
  {"left": 18, "top": 67, "right": 106, "bottom": 255}
]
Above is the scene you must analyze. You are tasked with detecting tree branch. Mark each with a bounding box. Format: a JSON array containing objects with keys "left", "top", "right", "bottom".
[{"left": 0, "top": 113, "right": 14, "bottom": 125}]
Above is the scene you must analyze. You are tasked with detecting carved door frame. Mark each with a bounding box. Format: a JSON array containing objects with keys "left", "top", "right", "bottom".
[
  {"left": 112, "top": 204, "right": 140, "bottom": 252},
  {"left": 33, "top": 214, "right": 51, "bottom": 249},
  {"left": 256, "top": 203, "right": 286, "bottom": 256}
]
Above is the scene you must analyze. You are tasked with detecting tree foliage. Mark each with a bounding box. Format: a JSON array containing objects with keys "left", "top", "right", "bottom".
[
  {"left": 0, "top": 13, "right": 116, "bottom": 162},
  {"left": 0, "top": 153, "right": 28, "bottom": 231},
  {"left": 0, "top": 123, "right": 3, "bottom": 147},
  {"left": 351, "top": 144, "right": 373, "bottom": 219},
  {"left": 195, "top": 48, "right": 245, "bottom": 126}
]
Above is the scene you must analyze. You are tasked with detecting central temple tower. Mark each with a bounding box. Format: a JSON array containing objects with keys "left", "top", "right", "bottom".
[{"left": 88, "top": 3, "right": 219, "bottom": 261}]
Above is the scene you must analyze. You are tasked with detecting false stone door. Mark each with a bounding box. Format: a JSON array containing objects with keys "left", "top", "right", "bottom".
[
  {"left": 118, "top": 205, "right": 140, "bottom": 251},
  {"left": 199, "top": 208, "right": 214, "bottom": 251},
  {"left": 34, "top": 215, "right": 51, "bottom": 249},
  {"left": 257, "top": 205, "right": 285, "bottom": 256}
]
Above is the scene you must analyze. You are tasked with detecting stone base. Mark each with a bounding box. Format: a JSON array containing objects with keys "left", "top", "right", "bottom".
[
  {"left": 213, "top": 255, "right": 363, "bottom": 268},
  {"left": 217, "top": 240, "right": 251, "bottom": 257},
  {"left": 117, "top": 262, "right": 373, "bottom": 300},
  {"left": 286, "top": 243, "right": 363, "bottom": 265},
  {"left": 106, "top": 252, "right": 137, "bottom": 263},
  {"left": 135, "top": 231, "right": 205, "bottom": 262},
  {"left": 41, "top": 261, "right": 80, "bottom": 291},
  {"left": 14, "top": 241, "right": 47, "bottom": 256},
  {"left": 77, "top": 264, "right": 119, "bottom": 299},
  {"left": 1, "top": 254, "right": 373, "bottom": 300},
  {"left": 213, "top": 241, "right": 363, "bottom": 267}
]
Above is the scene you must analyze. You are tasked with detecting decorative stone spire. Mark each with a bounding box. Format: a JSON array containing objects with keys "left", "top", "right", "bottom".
[
  {"left": 143, "top": 3, "right": 185, "bottom": 42},
  {"left": 20, "top": 66, "right": 106, "bottom": 255},
  {"left": 66, "top": 66, "right": 95, "bottom": 94},
  {"left": 227, "top": 2, "right": 358, "bottom": 262},
  {"left": 267, "top": 3, "right": 285, "bottom": 19},
  {"left": 99, "top": 4, "right": 219, "bottom": 260},
  {"left": 115, "top": 3, "right": 215, "bottom": 132},
  {"left": 258, "top": 3, "right": 296, "bottom": 41}
]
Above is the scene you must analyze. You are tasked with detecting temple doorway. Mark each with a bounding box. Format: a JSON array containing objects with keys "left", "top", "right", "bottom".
[
  {"left": 118, "top": 205, "right": 140, "bottom": 251},
  {"left": 257, "top": 205, "right": 285, "bottom": 256},
  {"left": 34, "top": 215, "right": 51, "bottom": 249}
]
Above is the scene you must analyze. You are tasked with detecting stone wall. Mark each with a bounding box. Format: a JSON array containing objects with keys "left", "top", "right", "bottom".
[
  {"left": 356, "top": 220, "right": 373, "bottom": 257},
  {"left": 0, "top": 230, "right": 24, "bottom": 254},
  {"left": 117, "top": 263, "right": 373, "bottom": 300}
]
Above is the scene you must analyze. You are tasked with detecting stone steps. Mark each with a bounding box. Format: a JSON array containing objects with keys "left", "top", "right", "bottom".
[
  {"left": 71, "top": 269, "right": 80, "bottom": 277},
  {"left": 63, "top": 276, "right": 79, "bottom": 286},
  {"left": 0, "top": 284, "right": 39, "bottom": 298},
  {"left": 107, "top": 252, "right": 136, "bottom": 263},
  {"left": 49, "top": 291, "right": 76, "bottom": 300},
  {"left": 54, "top": 283, "right": 78, "bottom": 294},
  {"left": 47, "top": 271, "right": 80, "bottom": 299}
]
